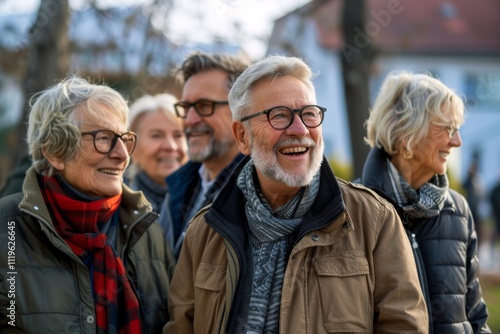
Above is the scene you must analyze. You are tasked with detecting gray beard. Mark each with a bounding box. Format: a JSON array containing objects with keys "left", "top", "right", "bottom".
[
  {"left": 250, "top": 138, "right": 324, "bottom": 188},
  {"left": 189, "top": 136, "right": 233, "bottom": 162}
]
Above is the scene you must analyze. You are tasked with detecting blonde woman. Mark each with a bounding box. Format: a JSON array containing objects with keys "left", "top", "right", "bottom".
[
  {"left": 126, "top": 93, "right": 188, "bottom": 212},
  {"left": 360, "top": 71, "right": 491, "bottom": 333}
]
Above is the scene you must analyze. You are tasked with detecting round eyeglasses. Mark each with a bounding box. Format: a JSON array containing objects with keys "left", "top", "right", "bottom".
[
  {"left": 240, "top": 105, "right": 326, "bottom": 130},
  {"left": 81, "top": 129, "right": 137, "bottom": 155},
  {"left": 174, "top": 99, "right": 229, "bottom": 118}
]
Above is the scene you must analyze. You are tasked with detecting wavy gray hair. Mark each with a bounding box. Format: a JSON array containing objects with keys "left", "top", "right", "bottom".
[
  {"left": 27, "top": 76, "right": 128, "bottom": 175},
  {"left": 365, "top": 70, "right": 465, "bottom": 156}
]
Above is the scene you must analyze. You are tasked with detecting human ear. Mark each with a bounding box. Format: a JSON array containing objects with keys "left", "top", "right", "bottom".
[
  {"left": 232, "top": 121, "right": 250, "bottom": 155},
  {"left": 42, "top": 149, "right": 65, "bottom": 171}
]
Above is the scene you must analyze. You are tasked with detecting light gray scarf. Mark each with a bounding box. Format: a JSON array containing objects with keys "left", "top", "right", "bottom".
[
  {"left": 237, "top": 160, "right": 320, "bottom": 333},
  {"left": 388, "top": 160, "right": 448, "bottom": 218}
]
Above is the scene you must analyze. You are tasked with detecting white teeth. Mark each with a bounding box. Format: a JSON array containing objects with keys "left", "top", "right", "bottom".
[
  {"left": 440, "top": 152, "right": 449, "bottom": 158},
  {"left": 101, "top": 169, "right": 120, "bottom": 175},
  {"left": 281, "top": 147, "right": 307, "bottom": 154}
]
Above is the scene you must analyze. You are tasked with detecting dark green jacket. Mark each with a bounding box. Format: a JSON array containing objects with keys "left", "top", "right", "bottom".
[{"left": 0, "top": 167, "right": 174, "bottom": 333}]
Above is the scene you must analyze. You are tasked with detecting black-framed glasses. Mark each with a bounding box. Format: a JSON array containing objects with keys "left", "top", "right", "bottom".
[
  {"left": 81, "top": 129, "right": 137, "bottom": 155},
  {"left": 240, "top": 105, "right": 326, "bottom": 130},
  {"left": 174, "top": 99, "right": 229, "bottom": 118}
]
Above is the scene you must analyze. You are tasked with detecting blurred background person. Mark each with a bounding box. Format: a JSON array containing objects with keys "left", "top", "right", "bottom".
[
  {"left": 463, "top": 153, "right": 485, "bottom": 248},
  {"left": 158, "top": 51, "right": 251, "bottom": 259},
  {"left": 0, "top": 76, "right": 174, "bottom": 333},
  {"left": 0, "top": 154, "right": 31, "bottom": 197},
  {"left": 125, "top": 93, "right": 188, "bottom": 213},
  {"left": 489, "top": 174, "right": 500, "bottom": 261},
  {"left": 359, "top": 71, "right": 491, "bottom": 333}
]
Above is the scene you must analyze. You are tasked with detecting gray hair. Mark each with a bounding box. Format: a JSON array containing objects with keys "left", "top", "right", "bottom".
[
  {"left": 175, "top": 51, "right": 251, "bottom": 92},
  {"left": 27, "top": 75, "right": 128, "bottom": 175},
  {"left": 128, "top": 93, "right": 180, "bottom": 131},
  {"left": 228, "top": 55, "right": 317, "bottom": 120},
  {"left": 365, "top": 70, "right": 465, "bottom": 155}
]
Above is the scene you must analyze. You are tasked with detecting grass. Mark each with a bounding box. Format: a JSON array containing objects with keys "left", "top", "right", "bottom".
[{"left": 481, "top": 274, "right": 500, "bottom": 333}]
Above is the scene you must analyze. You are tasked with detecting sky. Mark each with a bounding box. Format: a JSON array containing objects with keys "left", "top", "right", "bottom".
[{"left": 0, "top": 0, "right": 311, "bottom": 59}]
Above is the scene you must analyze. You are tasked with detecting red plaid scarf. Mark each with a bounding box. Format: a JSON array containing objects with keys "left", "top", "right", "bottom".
[{"left": 40, "top": 175, "right": 142, "bottom": 333}]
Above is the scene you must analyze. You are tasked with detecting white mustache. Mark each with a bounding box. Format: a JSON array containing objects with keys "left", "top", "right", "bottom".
[{"left": 275, "top": 138, "right": 317, "bottom": 149}]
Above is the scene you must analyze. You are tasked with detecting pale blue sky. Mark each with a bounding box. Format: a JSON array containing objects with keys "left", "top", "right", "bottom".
[{"left": 0, "top": 0, "right": 310, "bottom": 59}]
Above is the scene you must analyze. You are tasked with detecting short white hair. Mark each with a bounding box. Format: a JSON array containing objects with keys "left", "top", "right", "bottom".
[{"left": 128, "top": 93, "right": 180, "bottom": 131}]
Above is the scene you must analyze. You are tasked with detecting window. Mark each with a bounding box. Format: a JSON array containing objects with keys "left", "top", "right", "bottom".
[{"left": 464, "top": 73, "right": 500, "bottom": 110}]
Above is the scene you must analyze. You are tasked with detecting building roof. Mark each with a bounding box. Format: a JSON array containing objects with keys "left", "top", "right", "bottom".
[{"left": 274, "top": 0, "right": 500, "bottom": 55}]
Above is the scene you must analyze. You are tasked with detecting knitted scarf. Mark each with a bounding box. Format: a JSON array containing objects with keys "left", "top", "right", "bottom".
[
  {"left": 40, "top": 175, "right": 142, "bottom": 334},
  {"left": 128, "top": 170, "right": 167, "bottom": 213},
  {"left": 236, "top": 160, "right": 320, "bottom": 333},
  {"left": 388, "top": 161, "right": 448, "bottom": 218}
]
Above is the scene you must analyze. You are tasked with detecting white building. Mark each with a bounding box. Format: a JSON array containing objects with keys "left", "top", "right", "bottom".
[{"left": 267, "top": 0, "right": 500, "bottom": 195}]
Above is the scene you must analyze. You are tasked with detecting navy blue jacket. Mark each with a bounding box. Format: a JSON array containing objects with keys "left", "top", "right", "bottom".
[
  {"left": 159, "top": 153, "right": 246, "bottom": 259},
  {"left": 359, "top": 147, "right": 491, "bottom": 334}
]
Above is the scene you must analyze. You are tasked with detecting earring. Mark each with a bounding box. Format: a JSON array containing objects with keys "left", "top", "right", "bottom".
[{"left": 403, "top": 149, "right": 413, "bottom": 159}]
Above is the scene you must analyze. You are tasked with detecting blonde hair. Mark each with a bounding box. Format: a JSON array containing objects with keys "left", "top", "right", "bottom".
[
  {"left": 365, "top": 71, "right": 465, "bottom": 155},
  {"left": 27, "top": 75, "right": 128, "bottom": 175}
]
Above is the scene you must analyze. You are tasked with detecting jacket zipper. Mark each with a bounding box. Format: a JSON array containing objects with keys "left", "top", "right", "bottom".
[
  {"left": 120, "top": 211, "right": 153, "bottom": 260},
  {"left": 409, "top": 232, "right": 433, "bottom": 334}
]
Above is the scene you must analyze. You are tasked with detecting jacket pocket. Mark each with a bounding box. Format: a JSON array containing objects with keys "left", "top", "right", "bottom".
[
  {"left": 195, "top": 262, "right": 226, "bottom": 291},
  {"left": 312, "top": 250, "right": 370, "bottom": 333}
]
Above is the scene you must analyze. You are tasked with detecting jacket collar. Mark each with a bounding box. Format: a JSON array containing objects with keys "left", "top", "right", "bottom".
[
  {"left": 20, "top": 167, "right": 157, "bottom": 252},
  {"left": 205, "top": 155, "right": 347, "bottom": 248},
  {"left": 360, "top": 147, "right": 396, "bottom": 199},
  {"left": 360, "top": 147, "right": 456, "bottom": 220},
  {"left": 166, "top": 160, "right": 202, "bottom": 192}
]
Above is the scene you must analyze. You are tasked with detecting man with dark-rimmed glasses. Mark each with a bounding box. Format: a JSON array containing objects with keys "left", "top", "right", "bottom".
[
  {"left": 165, "top": 55, "right": 428, "bottom": 333},
  {"left": 158, "top": 51, "right": 251, "bottom": 259}
]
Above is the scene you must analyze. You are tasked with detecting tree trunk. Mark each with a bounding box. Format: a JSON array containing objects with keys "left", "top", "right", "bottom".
[
  {"left": 13, "top": 0, "right": 70, "bottom": 166},
  {"left": 341, "top": 0, "right": 374, "bottom": 179}
]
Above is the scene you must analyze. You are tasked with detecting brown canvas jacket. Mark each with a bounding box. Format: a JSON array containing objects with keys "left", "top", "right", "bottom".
[{"left": 165, "top": 158, "right": 428, "bottom": 334}]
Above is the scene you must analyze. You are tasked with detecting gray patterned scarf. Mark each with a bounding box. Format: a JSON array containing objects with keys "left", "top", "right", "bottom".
[
  {"left": 236, "top": 160, "right": 320, "bottom": 333},
  {"left": 388, "top": 160, "right": 448, "bottom": 218},
  {"left": 128, "top": 170, "right": 167, "bottom": 213}
]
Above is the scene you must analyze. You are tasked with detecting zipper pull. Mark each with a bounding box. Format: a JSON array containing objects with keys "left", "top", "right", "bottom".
[{"left": 411, "top": 233, "right": 418, "bottom": 249}]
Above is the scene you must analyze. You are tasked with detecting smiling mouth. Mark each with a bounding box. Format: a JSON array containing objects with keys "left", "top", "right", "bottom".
[
  {"left": 187, "top": 131, "right": 210, "bottom": 138},
  {"left": 280, "top": 147, "right": 309, "bottom": 156},
  {"left": 439, "top": 151, "right": 449, "bottom": 158},
  {"left": 158, "top": 157, "right": 179, "bottom": 164},
  {"left": 185, "top": 126, "right": 212, "bottom": 139},
  {"left": 99, "top": 168, "right": 123, "bottom": 175}
]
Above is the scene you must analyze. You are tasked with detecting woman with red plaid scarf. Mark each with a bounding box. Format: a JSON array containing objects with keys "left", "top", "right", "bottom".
[{"left": 0, "top": 76, "right": 174, "bottom": 333}]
